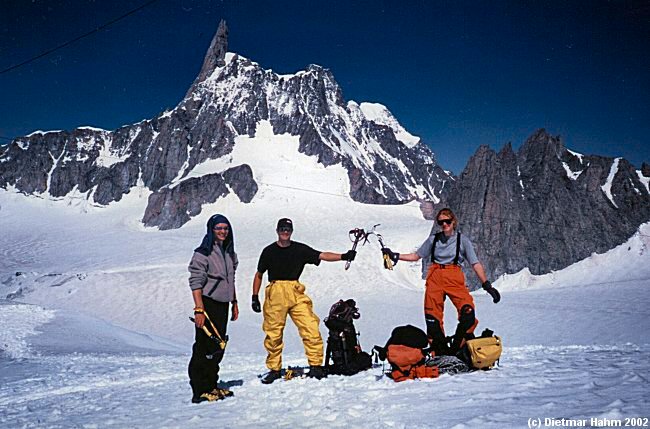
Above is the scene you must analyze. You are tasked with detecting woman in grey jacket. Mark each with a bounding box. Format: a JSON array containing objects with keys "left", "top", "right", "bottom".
[{"left": 188, "top": 213, "right": 238, "bottom": 403}]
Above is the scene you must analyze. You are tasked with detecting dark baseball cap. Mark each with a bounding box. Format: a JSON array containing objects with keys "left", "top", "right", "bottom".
[{"left": 277, "top": 218, "right": 293, "bottom": 230}]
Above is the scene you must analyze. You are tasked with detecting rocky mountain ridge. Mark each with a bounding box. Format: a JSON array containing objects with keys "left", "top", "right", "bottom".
[
  {"left": 0, "top": 21, "right": 451, "bottom": 229},
  {"left": 427, "top": 129, "right": 650, "bottom": 282}
]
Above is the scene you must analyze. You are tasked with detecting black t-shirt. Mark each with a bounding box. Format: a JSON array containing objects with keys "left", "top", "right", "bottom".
[{"left": 257, "top": 241, "right": 322, "bottom": 281}]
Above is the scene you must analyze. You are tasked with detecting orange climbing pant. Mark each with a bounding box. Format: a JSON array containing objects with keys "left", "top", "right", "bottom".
[{"left": 424, "top": 264, "right": 478, "bottom": 336}]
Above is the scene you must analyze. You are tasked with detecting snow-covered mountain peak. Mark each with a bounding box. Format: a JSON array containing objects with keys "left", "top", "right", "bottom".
[
  {"left": 1, "top": 21, "right": 450, "bottom": 229},
  {"left": 357, "top": 102, "right": 420, "bottom": 148}
]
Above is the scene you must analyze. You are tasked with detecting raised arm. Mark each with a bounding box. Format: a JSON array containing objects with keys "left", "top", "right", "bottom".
[
  {"left": 398, "top": 252, "right": 421, "bottom": 262},
  {"left": 319, "top": 251, "right": 356, "bottom": 262}
]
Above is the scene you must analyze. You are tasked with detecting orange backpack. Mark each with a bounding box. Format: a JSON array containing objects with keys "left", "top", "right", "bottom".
[{"left": 380, "top": 326, "right": 440, "bottom": 382}]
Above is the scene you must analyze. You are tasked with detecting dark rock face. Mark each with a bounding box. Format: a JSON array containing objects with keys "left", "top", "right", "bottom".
[
  {"left": 0, "top": 21, "right": 449, "bottom": 229},
  {"left": 142, "top": 165, "right": 257, "bottom": 230},
  {"left": 642, "top": 162, "right": 650, "bottom": 177},
  {"left": 431, "top": 129, "right": 650, "bottom": 285},
  {"left": 192, "top": 19, "right": 229, "bottom": 86}
]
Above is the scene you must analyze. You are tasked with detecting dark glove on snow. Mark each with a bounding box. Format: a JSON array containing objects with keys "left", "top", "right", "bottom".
[
  {"left": 251, "top": 294, "right": 261, "bottom": 313},
  {"left": 482, "top": 280, "right": 501, "bottom": 304},
  {"left": 381, "top": 247, "right": 399, "bottom": 268},
  {"left": 341, "top": 250, "right": 357, "bottom": 262}
]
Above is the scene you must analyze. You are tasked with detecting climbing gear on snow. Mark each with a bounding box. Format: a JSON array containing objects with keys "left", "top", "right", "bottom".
[
  {"left": 324, "top": 299, "right": 372, "bottom": 376},
  {"left": 283, "top": 368, "right": 301, "bottom": 380},
  {"left": 426, "top": 354, "right": 471, "bottom": 375},
  {"left": 462, "top": 331, "right": 502, "bottom": 369},
  {"left": 375, "top": 325, "right": 439, "bottom": 382}
]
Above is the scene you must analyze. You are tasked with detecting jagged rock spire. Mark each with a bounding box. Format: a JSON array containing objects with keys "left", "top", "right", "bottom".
[
  {"left": 194, "top": 20, "right": 228, "bottom": 84},
  {"left": 640, "top": 161, "right": 650, "bottom": 177}
]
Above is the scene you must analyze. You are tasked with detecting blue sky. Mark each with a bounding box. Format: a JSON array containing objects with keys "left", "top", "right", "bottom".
[{"left": 1, "top": 0, "right": 648, "bottom": 174}]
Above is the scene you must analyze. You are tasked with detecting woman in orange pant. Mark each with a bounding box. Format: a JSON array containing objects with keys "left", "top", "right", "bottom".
[{"left": 382, "top": 208, "right": 500, "bottom": 356}]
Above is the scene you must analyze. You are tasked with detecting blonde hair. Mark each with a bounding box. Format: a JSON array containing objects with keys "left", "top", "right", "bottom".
[{"left": 436, "top": 208, "right": 458, "bottom": 229}]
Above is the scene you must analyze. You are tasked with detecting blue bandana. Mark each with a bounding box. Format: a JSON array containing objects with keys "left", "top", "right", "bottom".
[{"left": 195, "top": 214, "right": 235, "bottom": 256}]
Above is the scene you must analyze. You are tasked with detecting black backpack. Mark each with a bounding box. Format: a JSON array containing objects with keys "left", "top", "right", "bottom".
[{"left": 324, "top": 299, "right": 372, "bottom": 376}]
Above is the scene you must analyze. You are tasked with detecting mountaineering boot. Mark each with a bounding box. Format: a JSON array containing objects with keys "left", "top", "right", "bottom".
[
  {"left": 307, "top": 365, "right": 327, "bottom": 380},
  {"left": 191, "top": 390, "right": 223, "bottom": 403},
  {"left": 425, "top": 315, "right": 450, "bottom": 356},
  {"left": 449, "top": 305, "right": 476, "bottom": 355},
  {"left": 210, "top": 387, "right": 234, "bottom": 399},
  {"left": 261, "top": 370, "right": 282, "bottom": 384}
]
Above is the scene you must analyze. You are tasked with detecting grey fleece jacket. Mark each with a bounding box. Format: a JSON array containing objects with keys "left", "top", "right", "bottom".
[{"left": 188, "top": 243, "right": 238, "bottom": 303}]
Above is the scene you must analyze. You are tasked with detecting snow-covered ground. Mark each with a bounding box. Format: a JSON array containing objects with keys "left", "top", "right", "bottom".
[{"left": 1, "top": 170, "right": 649, "bottom": 427}]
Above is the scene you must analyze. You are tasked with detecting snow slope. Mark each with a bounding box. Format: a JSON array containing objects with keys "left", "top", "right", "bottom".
[{"left": 1, "top": 157, "right": 649, "bottom": 427}]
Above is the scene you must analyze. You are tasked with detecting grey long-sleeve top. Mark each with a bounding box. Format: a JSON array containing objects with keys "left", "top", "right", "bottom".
[{"left": 188, "top": 243, "right": 238, "bottom": 303}]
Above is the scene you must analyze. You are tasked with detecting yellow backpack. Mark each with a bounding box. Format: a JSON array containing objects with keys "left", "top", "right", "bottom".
[{"left": 465, "top": 335, "right": 502, "bottom": 369}]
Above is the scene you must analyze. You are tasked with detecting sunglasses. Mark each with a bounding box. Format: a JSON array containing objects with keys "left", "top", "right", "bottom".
[
  {"left": 437, "top": 218, "right": 453, "bottom": 226},
  {"left": 213, "top": 226, "right": 229, "bottom": 231},
  {"left": 277, "top": 227, "right": 293, "bottom": 233}
]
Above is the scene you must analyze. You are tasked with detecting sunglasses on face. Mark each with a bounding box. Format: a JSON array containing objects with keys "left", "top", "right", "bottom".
[
  {"left": 213, "top": 226, "right": 229, "bottom": 231},
  {"left": 437, "top": 218, "right": 453, "bottom": 226},
  {"left": 277, "top": 227, "right": 293, "bottom": 233}
]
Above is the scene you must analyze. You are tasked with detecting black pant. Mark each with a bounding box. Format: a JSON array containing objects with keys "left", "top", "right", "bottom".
[{"left": 188, "top": 297, "right": 229, "bottom": 397}]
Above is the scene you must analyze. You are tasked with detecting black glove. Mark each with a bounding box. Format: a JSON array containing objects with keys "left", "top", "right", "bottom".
[
  {"left": 381, "top": 247, "right": 399, "bottom": 267},
  {"left": 251, "top": 294, "right": 261, "bottom": 313},
  {"left": 341, "top": 250, "right": 357, "bottom": 262},
  {"left": 482, "top": 280, "right": 501, "bottom": 304}
]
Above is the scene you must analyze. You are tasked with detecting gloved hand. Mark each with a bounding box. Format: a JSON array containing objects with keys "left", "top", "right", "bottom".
[
  {"left": 251, "top": 294, "right": 261, "bottom": 313},
  {"left": 341, "top": 250, "right": 357, "bottom": 262},
  {"left": 381, "top": 247, "right": 399, "bottom": 268},
  {"left": 482, "top": 280, "right": 501, "bottom": 304}
]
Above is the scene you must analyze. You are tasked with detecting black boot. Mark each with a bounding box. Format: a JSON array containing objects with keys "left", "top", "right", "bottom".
[
  {"left": 450, "top": 305, "right": 476, "bottom": 354},
  {"left": 307, "top": 365, "right": 327, "bottom": 380},
  {"left": 426, "top": 315, "right": 450, "bottom": 356},
  {"left": 261, "top": 370, "right": 282, "bottom": 384}
]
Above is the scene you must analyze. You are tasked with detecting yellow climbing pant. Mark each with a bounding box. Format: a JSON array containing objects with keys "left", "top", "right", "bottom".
[{"left": 262, "top": 280, "right": 323, "bottom": 371}]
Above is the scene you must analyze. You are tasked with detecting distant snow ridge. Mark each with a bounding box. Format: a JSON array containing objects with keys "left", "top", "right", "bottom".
[
  {"left": 0, "top": 20, "right": 450, "bottom": 229},
  {"left": 357, "top": 102, "right": 421, "bottom": 148}
]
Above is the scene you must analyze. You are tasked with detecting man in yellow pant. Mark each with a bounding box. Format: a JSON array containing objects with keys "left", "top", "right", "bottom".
[{"left": 251, "top": 218, "right": 356, "bottom": 384}]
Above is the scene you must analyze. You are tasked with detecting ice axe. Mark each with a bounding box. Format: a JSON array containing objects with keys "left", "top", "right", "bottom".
[
  {"left": 345, "top": 227, "right": 369, "bottom": 270},
  {"left": 361, "top": 224, "right": 394, "bottom": 270},
  {"left": 189, "top": 312, "right": 228, "bottom": 350},
  {"left": 375, "top": 233, "right": 395, "bottom": 270}
]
